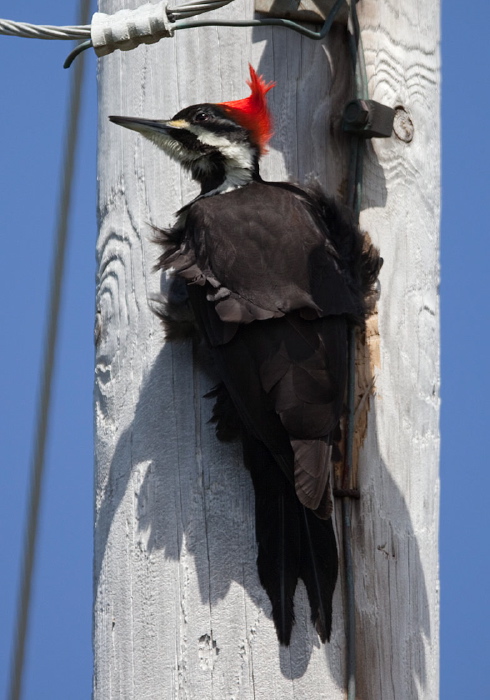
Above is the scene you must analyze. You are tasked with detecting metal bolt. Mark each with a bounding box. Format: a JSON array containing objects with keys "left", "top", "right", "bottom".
[
  {"left": 343, "top": 99, "right": 395, "bottom": 139},
  {"left": 343, "top": 100, "right": 369, "bottom": 128}
]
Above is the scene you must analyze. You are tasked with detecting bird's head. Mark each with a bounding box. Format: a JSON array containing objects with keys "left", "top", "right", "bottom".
[{"left": 110, "top": 66, "right": 275, "bottom": 194}]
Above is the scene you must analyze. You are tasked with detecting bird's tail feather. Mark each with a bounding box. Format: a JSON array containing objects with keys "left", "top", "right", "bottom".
[
  {"left": 299, "top": 506, "right": 338, "bottom": 642},
  {"left": 242, "top": 433, "right": 301, "bottom": 645},
  {"left": 242, "top": 432, "right": 338, "bottom": 645}
]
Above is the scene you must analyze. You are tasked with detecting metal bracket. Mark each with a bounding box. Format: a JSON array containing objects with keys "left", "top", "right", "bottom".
[
  {"left": 343, "top": 99, "right": 395, "bottom": 139},
  {"left": 254, "top": 0, "right": 349, "bottom": 25}
]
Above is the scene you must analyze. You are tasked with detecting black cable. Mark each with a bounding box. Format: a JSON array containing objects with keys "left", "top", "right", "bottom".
[
  {"left": 341, "top": 3, "right": 368, "bottom": 699},
  {"left": 64, "top": 37, "right": 91, "bottom": 68},
  {"left": 174, "top": 0, "right": 345, "bottom": 39}
]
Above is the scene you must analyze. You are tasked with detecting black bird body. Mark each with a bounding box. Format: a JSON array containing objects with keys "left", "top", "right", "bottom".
[{"left": 110, "top": 67, "right": 380, "bottom": 645}]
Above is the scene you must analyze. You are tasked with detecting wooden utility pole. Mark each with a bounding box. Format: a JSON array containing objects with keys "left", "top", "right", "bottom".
[{"left": 94, "top": 0, "right": 440, "bottom": 697}]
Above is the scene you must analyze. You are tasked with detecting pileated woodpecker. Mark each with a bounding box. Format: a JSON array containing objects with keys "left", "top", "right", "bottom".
[{"left": 110, "top": 66, "right": 380, "bottom": 646}]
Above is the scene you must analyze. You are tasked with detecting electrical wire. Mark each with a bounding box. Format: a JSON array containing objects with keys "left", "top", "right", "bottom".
[
  {"left": 64, "top": 0, "right": 346, "bottom": 67},
  {"left": 0, "top": 0, "right": 234, "bottom": 41},
  {"left": 7, "top": 1, "right": 91, "bottom": 698},
  {"left": 0, "top": 19, "right": 90, "bottom": 39},
  {"left": 341, "top": 2, "right": 368, "bottom": 699},
  {"left": 0, "top": 0, "right": 346, "bottom": 68},
  {"left": 173, "top": 0, "right": 345, "bottom": 39}
]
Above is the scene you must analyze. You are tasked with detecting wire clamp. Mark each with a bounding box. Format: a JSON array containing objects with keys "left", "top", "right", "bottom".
[
  {"left": 343, "top": 99, "right": 395, "bottom": 139},
  {"left": 91, "top": 0, "right": 174, "bottom": 58}
]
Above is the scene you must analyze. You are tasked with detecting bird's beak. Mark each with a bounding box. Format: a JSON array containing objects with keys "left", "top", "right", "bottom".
[
  {"left": 109, "top": 115, "right": 188, "bottom": 136},
  {"left": 109, "top": 115, "right": 198, "bottom": 165}
]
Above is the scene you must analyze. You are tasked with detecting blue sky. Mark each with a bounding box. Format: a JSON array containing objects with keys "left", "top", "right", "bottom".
[{"left": 0, "top": 1, "right": 488, "bottom": 698}]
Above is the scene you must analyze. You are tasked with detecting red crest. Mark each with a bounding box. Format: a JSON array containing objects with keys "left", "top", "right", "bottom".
[{"left": 219, "top": 65, "right": 275, "bottom": 154}]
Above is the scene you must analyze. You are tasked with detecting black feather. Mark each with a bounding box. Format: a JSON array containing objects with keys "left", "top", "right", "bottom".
[
  {"left": 156, "top": 179, "right": 380, "bottom": 645},
  {"left": 205, "top": 383, "right": 242, "bottom": 442},
  {"left": 299, "top": 507, "right": 338, "bottom": 642},
  {"left": 242, "top": 433, "right": 301, "bottom": 645},
  {"left": 242, "top": 430, "right": 338, "bottom": 644},
  {"left": 150, "top": 277, "right": 200, "bottom": 343}
]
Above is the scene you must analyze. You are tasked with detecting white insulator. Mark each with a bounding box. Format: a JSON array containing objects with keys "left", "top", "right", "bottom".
[{"left": 91, "top": 1, "right": 174, "bottom": 58}]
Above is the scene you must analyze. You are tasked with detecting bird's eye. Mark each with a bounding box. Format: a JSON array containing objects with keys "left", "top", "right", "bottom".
[{"left": 194, "top": 112, "right": 209, "bottom": 123}]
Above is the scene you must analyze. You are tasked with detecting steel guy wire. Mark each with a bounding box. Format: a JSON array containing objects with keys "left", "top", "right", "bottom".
[
  {"left": 0, "top": 0, "right": 234, "bottom": 41},
  {"left": 7, "top": 0, "right": 92, "bottom": 697}
]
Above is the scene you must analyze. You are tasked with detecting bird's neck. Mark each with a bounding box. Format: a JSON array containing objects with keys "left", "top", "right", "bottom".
[{"left": 191, "top": 151, "right": 261, "bottom": 196}]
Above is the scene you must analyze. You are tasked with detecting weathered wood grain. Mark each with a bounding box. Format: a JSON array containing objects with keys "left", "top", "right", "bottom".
[
  {"left": 94, "top": 0, "right": 440, "bottom": 697},
  {"left": 352, "top": 1, "right": 440, "bottom": 698}
]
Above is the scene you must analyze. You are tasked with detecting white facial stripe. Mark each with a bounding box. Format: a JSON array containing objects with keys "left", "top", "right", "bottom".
[
  {"left": 186, "top": 125, "right": 230, "bottom": 146},
  {"left": 186, "top": 125, "right": 254, "bottom": 171}
]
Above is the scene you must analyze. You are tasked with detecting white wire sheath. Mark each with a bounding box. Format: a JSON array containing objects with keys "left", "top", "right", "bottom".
[{"left": 92, "top": 1, "right": 173, "bottom": 56}]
